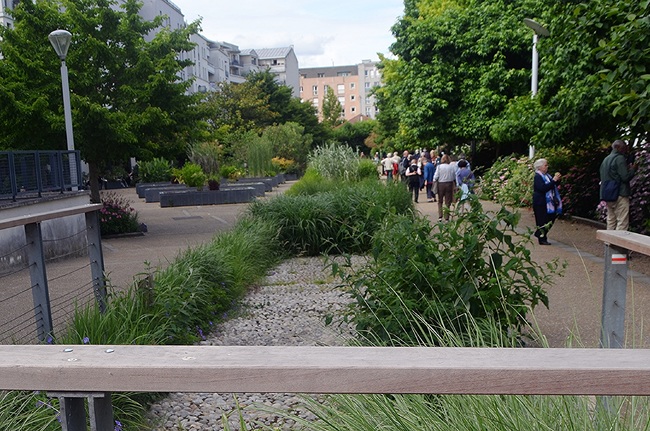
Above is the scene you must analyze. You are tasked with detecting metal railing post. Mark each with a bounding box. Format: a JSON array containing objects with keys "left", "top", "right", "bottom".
[
  {"left": 25, "top": 222, "right": 54, "bottom": 342},
  {"left": 85, "top": 211, "right": 107, "bottom": 312},
  {"left": 600, "top": 242, "right": 628, "bottom": 349}
]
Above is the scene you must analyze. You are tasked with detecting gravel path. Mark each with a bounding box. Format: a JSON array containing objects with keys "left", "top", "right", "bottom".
[{"left": 146, "top": 256, "right": 360, "bottom": 430}]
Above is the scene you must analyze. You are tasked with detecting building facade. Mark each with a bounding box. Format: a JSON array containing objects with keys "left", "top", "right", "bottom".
[
  {"left": 299, "top": 61, "right": 380, "bottom": 122},
  {"left": 253, "top": 47, "right": 300, "bottom": 97}
]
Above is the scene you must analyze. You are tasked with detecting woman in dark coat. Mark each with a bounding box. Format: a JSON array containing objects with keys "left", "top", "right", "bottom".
[{"left": 532, "top": 158, "right": 562, "bottom": 245}]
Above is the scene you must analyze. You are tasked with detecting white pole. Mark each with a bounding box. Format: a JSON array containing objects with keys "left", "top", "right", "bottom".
[
  {"left": 529, "top": 34, "right": 538, "bottom": 160},
  {"left": 59, "top": 59, "right": 78, "bottom": 189}
]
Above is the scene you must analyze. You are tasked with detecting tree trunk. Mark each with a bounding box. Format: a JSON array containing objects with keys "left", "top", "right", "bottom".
[{"left": 88, "top": 162, "right": 101, "bottom": 203}]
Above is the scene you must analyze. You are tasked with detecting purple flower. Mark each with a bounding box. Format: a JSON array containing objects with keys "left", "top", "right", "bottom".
[{"left": 83, "top": 337, "right": 90, "bottom": 344}]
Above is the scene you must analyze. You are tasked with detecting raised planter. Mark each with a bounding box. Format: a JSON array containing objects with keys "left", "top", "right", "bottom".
[
  {"left": 136, "top": 182, "right": 173, "bottom": 198},
  {"left": 159, "top": 188, "right": 257, "bottom": 208},
  {"left": 144, "top": 185, "right": 190, "bottom": 203},
  {"left": 220, "top": 182, "right": 267, "bottom": 196}
]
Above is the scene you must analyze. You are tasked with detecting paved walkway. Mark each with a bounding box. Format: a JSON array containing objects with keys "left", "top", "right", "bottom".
[{"left": 2, "top": 182, "right": 649, "bottom": 348}]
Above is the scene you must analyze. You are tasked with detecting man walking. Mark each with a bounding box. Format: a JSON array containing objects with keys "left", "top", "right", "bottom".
[{"left": 599, "top": 140, "right": 635, "bottom": 230}]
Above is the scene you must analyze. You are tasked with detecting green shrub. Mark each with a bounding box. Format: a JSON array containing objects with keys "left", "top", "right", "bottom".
[
  {"left": 220, "top": 164, "right": 243, "bottom": 180},
  {"left": 99, "top": 192, "right": 140, "bottom": 236},
  {"left": 478, "top": 156, "right": 533, "bottom": 207},
  {"left": 358, "top": 159, "right": 379, "bottom": 181},
  {"left": 247, "top": 137, "right": 273, "bottom": 177},
  {"left": 338, "top": 197, "right": 562, "bottom": 346},
  {"left": 138, "top": 157, "right": 171, "bottom": 183},
  {"left": 173, "top": 162, "right": 206, "bottom": 189}
]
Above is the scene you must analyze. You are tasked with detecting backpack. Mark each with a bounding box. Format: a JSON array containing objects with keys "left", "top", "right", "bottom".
[{"left": 398, "top": 157, "right": 408, "bottom": 175}]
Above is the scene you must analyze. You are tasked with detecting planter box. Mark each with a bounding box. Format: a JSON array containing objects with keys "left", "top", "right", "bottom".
[
  {"left": 159, "top": 188, "right": 257, "bottom": 208},
  {"left": 144, "top": 185, "right": 190, "bottom": 203},
  {"left": 220, "top": 182, "right": 267, "bottom": 196},
  {"left": 136, "top": 182, "right": 173, "bottom": 198}
]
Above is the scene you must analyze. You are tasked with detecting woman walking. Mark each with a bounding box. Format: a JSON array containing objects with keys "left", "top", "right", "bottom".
[
  {"left": 433, "top": 155, "right": 455, "bottom": 222},
  {"left": 532, "top": 158, "right": 562, "bottom": 245}
]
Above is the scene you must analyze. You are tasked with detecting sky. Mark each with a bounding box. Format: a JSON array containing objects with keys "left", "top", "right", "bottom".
[{"left": 170, "top": 1, "right": 404, "bottom": 68}]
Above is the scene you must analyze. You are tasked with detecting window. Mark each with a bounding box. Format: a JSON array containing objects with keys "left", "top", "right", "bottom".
[
  {"left": 299, "top": 86, "right": 303, "bottom": 93},
  {"left": 317, "top": 73, "right": 325, "bottom": 78},
  {"left": 337, "top": 84, "right": 345, "bottom": 94},
  {"left": 324, "top": 84, "right": 330, "bottom": 92},
  {"left": 337, "top": 71, "right": 351, "bottom": 77},
  {"left": 312, "top": 98, "right": 319, "bottom": 107},
  {"left": 365, "top": 82, "right": 370, "bottom": 88},
  {"left": 312, "top": 85, "right": 318, "bottom": 95},
  {"left": 350, "top": 83, "right": 355, "bottom": 89},
  {"left": 350, "top": 95, "right": 356, "bottom": 101},
  {"left": 351, "top": 107, "right": 356, "bottom": 113},
  {"left": 338, "top": 96, "right": 345, "bottom": 104}
]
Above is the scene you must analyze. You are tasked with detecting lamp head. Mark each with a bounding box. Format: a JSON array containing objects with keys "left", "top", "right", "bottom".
[
  {"left": 48, "top": 30, "right": 72, "bottom": 60},
  {"left": 523, "top": 18, "right": 549, "bottom": 37}
]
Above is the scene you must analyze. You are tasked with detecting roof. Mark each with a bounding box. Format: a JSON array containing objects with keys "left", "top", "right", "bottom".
[
  {"left": 253, "top": 47, "right": 294, "bottom": 59},
  {"left": 299, "top": 65, "right": 359, "bottom": 78}
]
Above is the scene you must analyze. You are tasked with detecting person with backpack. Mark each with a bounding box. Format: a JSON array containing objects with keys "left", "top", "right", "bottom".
[
  {"left": 405, "top": 158, "right": 422, "bottom": 203},
  {"left": 599, "top": 140, "right": 636, "bottom": 230}
]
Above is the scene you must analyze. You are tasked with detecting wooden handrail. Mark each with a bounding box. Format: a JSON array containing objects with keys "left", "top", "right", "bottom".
[
  {"left": 596, "top": 230, "right": 650, "bottom": 256},
  {"left": 0, "top": 203, "right": 102, "bottom": 230},
  {"left": 2, "top": 345, "right": 650, "bottom": 396}
]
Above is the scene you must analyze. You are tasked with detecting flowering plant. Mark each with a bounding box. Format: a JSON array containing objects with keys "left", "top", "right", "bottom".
[
  {"left": 99, "top": 192, "right": 140, "bottom": 236},
  {"left": 478, "top": 156, "right": 533, "bottom": 207}
]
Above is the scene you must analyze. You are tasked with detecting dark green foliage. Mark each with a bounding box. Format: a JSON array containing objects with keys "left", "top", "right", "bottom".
[{"left": 339, "top": 197, "right": 560, "bottom": 346}]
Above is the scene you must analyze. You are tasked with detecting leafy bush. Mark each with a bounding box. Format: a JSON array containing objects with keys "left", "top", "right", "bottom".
[
  {"left": 173, "top": 162, "right": 206, "bottom": 189},
  {"left": 358, "top": 159, "right": 380, "bottom": 180},
  {"left": 308, "top": 142, "right": 360, "bottom": 181},
  {"left": 478, "top": 156, "right": 533, "bottom": 207},
  {"left": 220, "top": 164, "right": 243, "bottom": 180},
  {"left": 338, "top": 197, "right": 561, "bottom": 345},
  {"left": 99, "top": 192, "right": 140, "bottom": 236},
  {"left": 272, "top": 157, "right": 298, "bottom": 174},
  {"left": 138, "top": 157, "right": 171, "bottom": 183}
]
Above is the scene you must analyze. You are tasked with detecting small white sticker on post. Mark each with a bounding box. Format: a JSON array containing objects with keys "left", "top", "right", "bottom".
[{"left": 611, "top": 254, "right": 627, "bottom": 265}]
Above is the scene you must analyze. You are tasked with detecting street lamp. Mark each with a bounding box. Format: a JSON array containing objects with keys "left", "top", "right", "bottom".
[
  {"left": 48, "top": 29, "right": 78, "bottom": 189},
  {"left": 523, "top": 18, "right": 549, "bottom": 159}
]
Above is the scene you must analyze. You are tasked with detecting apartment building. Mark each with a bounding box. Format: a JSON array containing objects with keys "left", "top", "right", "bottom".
[
  {"left": 252, "top": 47, "right": 300, "bottom": 97},
  {"left": 300, "top": 61, "right": 380, "bottom": 122},
  {"left": 0, "top": 0, "right": 19, "bottom": 28}
]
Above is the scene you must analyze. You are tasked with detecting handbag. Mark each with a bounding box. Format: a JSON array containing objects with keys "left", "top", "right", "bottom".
[{"left": 601, "top": 179, "right": 620, "bottom": 202}]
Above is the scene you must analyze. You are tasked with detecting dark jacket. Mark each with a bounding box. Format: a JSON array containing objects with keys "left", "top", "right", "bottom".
[
  {"left": 600, "top": 149, "right": 635, "bottom": 198},
  {"left": 532, "top": 172, "right": 556, "bottom": 207}
]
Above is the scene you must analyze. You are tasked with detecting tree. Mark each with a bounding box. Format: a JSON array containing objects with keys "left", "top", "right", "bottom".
[
  {"left": 321, "top": 86, "right": 343, "bottom": 127},
  {"left": 0, "top": 0, "right": 204, "bottom": 201},
  {"left": 378, "top": 0, "right": 537, "bottom": 154}
]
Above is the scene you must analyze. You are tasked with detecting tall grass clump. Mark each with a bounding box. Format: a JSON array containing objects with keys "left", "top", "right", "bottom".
[
  {"left": 285, "top": 168, "right": 338, "bottom": 196},
  {"left": 247, "top": 136, "right": 274, "bottom": 177},
  {"left": 248, "top": 179, "right": 413, "bottom": 256},
  {"left": 308, "top": 142, "right": 360, "bottom": 181},
  {"left": 188, "top": 141, "right": 221, "bottom": 177}
]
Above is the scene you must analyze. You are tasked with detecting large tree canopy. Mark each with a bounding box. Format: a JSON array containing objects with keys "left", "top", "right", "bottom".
[
  {"left": 0, "top": 0, "right": 204, "bottom": 201},
  {"left": 377, "top": 0, "right": 649, "bottom": 159}
]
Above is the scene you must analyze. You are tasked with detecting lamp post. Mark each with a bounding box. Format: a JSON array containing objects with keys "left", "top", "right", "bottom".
[
  {"left": 523, "top": 18, "right": 549, "bottom": 159},
  {"left": 48, "top": 29, "right": 78, "bottom": 189}
]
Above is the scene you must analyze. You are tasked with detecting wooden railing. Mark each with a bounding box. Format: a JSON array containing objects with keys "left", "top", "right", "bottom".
[{"left": 2, "top": 345, "right": 650, "bottom": 431}]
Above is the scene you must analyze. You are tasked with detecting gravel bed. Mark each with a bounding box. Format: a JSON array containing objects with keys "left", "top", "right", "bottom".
[{"left": 146, "top": 256, "right": 361, "bottom": 430}]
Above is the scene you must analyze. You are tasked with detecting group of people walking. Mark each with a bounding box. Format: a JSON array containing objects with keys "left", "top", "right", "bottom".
[{"left": 380, "top": 149, "right": 475, "bottom": 222}]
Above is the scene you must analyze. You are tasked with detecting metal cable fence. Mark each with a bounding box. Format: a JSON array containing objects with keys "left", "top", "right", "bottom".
[
  {"left": 0, "top": 150, "right": 82, "bottom": 201},
  {"left": 0, "top": 236, "right": 99, "bottom": 345}
]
